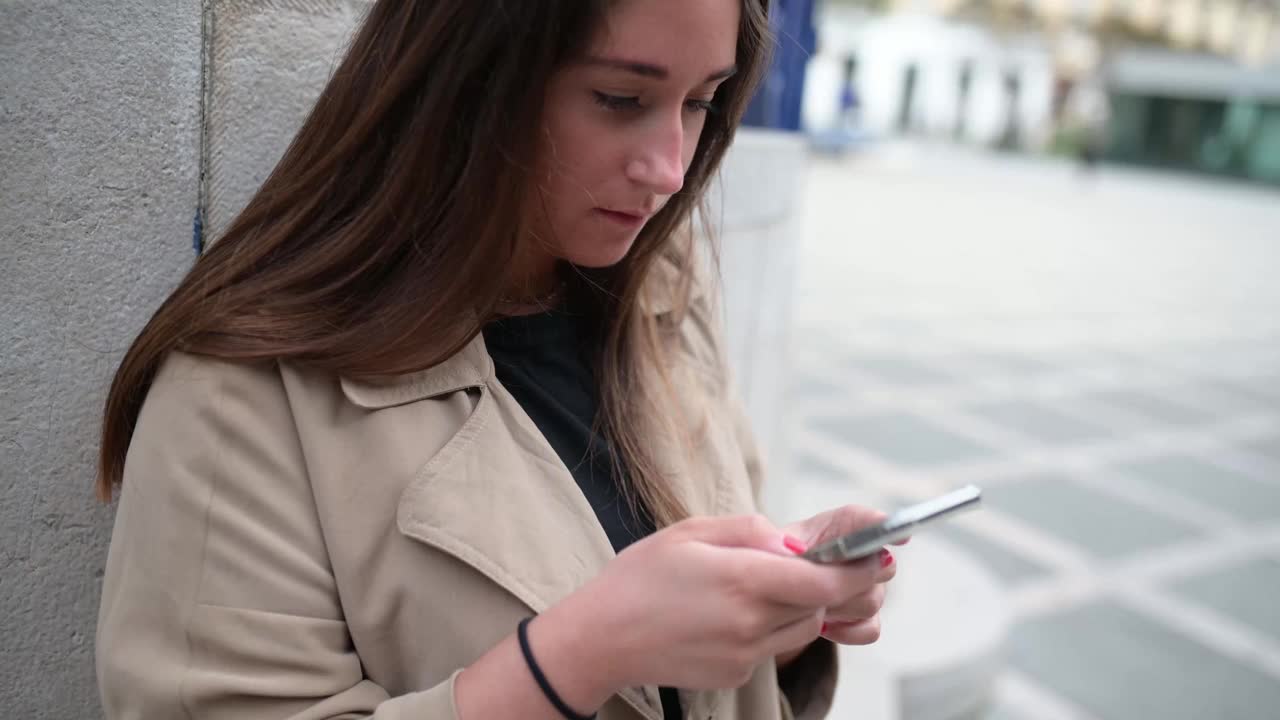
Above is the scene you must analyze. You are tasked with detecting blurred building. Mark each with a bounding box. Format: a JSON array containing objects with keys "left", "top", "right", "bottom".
[
  {"left": 1106, "top": 48, "right": 1280, "bottom": 183},
  {"left": 803, "top": 8, "right": 1054, "bottom": 147},
  {"left": 804, "top": 9, "right": 1059, "bottom": 148},
  {"left": 803, "top": 0, "right": 1280, "bottom": 184}
]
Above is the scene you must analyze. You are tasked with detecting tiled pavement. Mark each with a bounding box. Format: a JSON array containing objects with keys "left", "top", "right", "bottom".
[{"left": 781, "top": 143, "right": 1280, "bottom": 719}]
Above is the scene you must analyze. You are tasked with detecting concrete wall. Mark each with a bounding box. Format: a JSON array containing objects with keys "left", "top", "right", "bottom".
[
  {"left": 0, "top": 1, "right": 203, "bottom": 716},
  {"left": 710, "top": 131, "right": 807, "bottom": 525},
  {"left": 205, "top": 0, "right": 370, "bottom": 241},
  {"left": 0, "top": 1, "right": 802, "bottom": 715}
]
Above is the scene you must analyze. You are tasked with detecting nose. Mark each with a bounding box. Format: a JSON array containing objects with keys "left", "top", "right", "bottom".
[{"left": 626, "top": 112, "right": 686, "bottom": 197}]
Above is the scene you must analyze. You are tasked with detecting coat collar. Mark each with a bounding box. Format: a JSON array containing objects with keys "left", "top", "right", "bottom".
[
  {"left": 338, "top": 334, "right": 493, "bottom": 409},
  {"left": 337, "top": 250, "right": 704, "bottom": 409}
]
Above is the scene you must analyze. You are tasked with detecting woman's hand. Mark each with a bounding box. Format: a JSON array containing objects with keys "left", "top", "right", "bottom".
[
  {"left": 777, "top": 505, "right": 907, "bottom": 657},
  {"left": 539, "top": 514, "right": 888, "bottom": 701}
]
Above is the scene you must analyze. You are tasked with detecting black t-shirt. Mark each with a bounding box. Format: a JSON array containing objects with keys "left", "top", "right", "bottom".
[{"left": 483, "top": 307, "right": 683, "bottom": 719}]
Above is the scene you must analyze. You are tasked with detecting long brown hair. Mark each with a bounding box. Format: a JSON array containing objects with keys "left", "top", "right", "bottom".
[{"left": 97, "top": 0, "right": 773, "bottom": 526}]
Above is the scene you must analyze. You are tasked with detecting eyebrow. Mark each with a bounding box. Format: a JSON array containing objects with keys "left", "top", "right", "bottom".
[{"left": 583, "top": 56, "right": 738, "bottom": 83}]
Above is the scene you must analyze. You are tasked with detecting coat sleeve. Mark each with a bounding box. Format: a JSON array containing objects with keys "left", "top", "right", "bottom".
[
  {"left": 96, "top": 352, "right": 460, "bottom": 720},
  {"left": 681, "top": 264, "right": 840, "bottom": 720}
]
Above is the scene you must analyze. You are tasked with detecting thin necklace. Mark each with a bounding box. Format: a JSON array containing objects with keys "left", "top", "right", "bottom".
[{"left": 496, "top": 278, "right": 568, "bottom": 312}]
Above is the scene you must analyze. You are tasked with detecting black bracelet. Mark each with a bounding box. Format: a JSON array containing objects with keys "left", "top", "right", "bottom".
[{"left": 517, "top": 616, "right": 597, "bottom": 720}]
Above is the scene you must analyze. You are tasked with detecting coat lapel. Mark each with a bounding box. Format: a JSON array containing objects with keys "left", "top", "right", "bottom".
[
  {"left": 344, "top": 334, "right": 664, "bottom": 719},
  {"left": 393, "top": 379, "right": 616, "bottom": 615},
  {"left": 341, "top": 333, "right": 615, "bottom": 617}
]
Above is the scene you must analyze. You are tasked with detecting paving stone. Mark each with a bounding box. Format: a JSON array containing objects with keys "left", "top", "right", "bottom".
[
  {"left": 987, "top": 475, "right": 1201, "bottom": 557},
  {"left": 960, "top": 352, "right": 1059, "bottom": 377},
  {"left": 865, "top": 315, "right": 935, "bottom": 337},
  {"left": 810, "top": 412, "right": 995, "bottom": 467},
  {"left": 1089, "top": 388, "right": 1215, "bottom": 426},
  {"left": 842, "top": 353, "right": 954, "bottom": 385},
  {"left": 1244, "top": 436, "right": 1280, "bottom": 463},
  {"left": 1118, "top": 455, "right": 1280, "bottom": 524},
  {"left": 1167, "top": 556, "right": 1280, "bottom": 642},
  {"left": 1188, "top": 381, "right": 1279, "bottom": 417},
  {"left": 932, "top": 524, "right": 1050, "bottom": 585},
  {"left": 1236, "top": 372, "right": 1280, "bottom": 403},
  {"left": 1011, "top": 601, "right": 1280, "bottom": 720},
  {"left": 980, "top": 700, "right": 1029, "bottom": 720},
  {"left": 789, "top": 374, "right": 855, "bottom": 406},
  {"left": 791, "top": 450, "right": 852, "bottom": 485},
  {"left": 1064, "top": 395, "right": 1161, "bottom": 434},
  {"left": 968, "top": 400, "right": 1112, "bottom": 445}
]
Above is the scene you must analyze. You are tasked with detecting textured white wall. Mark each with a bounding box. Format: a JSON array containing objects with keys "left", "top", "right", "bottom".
[{"left": 0, "top": 1, "right": 203, "bottom": 716}]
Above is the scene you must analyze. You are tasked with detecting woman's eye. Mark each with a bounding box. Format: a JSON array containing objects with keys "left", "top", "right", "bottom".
[
  {"left": 685, "top": 98, "right": 719, "bottom": 115},
  {"left": 592, "top": 92, "right": 642, "bottom": 111},
  {"left": 591, "top": 91, "right": 719, "bottom": 116}
]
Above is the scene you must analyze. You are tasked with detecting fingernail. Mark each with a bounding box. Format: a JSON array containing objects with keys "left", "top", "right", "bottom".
[
  {"left": 880, "top": 548, "right": 894, "bottom": 568},
  {"left": 821, "top": 622, "right": 829, "bottom": 634},
  {"left": 783, "top": 535, "right": 808, "bottom": 555}
]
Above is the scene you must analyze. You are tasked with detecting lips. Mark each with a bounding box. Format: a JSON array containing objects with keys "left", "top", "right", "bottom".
[
  {"left": 595, "top": 208, "right": 650, "bottom": 228},
  {"left": 600, "top": 208, "right": 649, "bottom": 221}
]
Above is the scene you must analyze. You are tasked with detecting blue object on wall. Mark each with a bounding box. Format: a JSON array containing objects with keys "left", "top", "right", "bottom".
[
  {"left": 742, "top": 0, "right": 817, "bottom": 131},
  {"left": 192, "top": 209, "right": 204, "bottom": 256}
]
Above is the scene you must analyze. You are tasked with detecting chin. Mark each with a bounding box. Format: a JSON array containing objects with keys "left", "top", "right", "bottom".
[{"left": 566, "top": 237, "right": 640, "bottom": 269}]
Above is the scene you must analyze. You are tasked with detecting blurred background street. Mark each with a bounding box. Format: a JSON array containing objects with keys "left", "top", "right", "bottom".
[
  {"left": 734, "top": 2, "right": 1280, "bottom": 716},
  {"left": 783, "top": 140, "right": 1280, "bottom": 718}
]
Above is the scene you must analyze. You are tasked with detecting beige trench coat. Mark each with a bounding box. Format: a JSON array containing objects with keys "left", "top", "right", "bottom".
[{"left": 96, "top": 269, "right": 838, "bottom": 720}]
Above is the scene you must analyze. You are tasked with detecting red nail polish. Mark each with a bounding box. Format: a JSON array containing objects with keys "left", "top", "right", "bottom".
[
  {"left": 784, "top": 535, "right": 808, "bottom": 555},
  {"left": 821, "top": 622, "right": 829, "bottom": 634},
  {"left": 880, "top": 549, "right": 894, "bottom": 568}
]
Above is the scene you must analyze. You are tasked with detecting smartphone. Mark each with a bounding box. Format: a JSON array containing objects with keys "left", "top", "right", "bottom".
[{"left": 801, "top": 485, "right": 983, "bottom": 564}]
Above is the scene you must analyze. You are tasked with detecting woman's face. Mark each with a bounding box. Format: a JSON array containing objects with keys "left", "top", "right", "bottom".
[{"left": 529, "top": 0, "right": 741, "bottom": 272}]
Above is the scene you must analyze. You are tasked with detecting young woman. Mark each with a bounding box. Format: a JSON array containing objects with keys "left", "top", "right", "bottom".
[{"left": 94, "top": 1, "right": 901, "bottom": 718}]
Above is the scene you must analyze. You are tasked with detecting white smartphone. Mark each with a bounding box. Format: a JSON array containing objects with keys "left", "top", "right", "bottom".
[{"left": 801, "top": 485, "right": 983, "bottom": 564}]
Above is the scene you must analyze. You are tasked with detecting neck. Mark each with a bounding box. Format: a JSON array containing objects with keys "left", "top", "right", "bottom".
[{"left": 499, "top": 246, "right": 564, "bottom": 315}]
